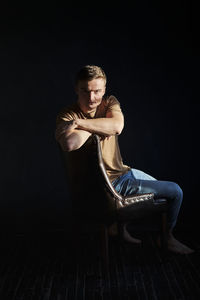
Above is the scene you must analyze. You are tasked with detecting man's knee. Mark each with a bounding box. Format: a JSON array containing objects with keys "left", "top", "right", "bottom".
[{"left": 168, "top": 182, "right": 183, "bottom": 202}]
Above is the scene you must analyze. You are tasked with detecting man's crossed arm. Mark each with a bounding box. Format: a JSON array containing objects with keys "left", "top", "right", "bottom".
[{"left": 55, "top": 109, "right": 124, "bottom": 152}]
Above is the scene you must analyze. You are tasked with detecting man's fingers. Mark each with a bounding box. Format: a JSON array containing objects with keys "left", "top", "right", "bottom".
[
  {"left": 106, "top": 136, "right": 112, "bottom": 140},
  {"left": 99, "top": 135, "right": 112, "bottom": 141}
]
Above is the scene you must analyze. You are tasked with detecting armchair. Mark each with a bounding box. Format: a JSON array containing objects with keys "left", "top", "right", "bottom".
[{"left": 58, "top": 134, "right": 168, "bottom": 274}]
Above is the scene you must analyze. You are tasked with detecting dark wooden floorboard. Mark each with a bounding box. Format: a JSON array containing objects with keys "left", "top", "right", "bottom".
[{"left": 0, "top": 230, "right": 200, "bottom": 300}]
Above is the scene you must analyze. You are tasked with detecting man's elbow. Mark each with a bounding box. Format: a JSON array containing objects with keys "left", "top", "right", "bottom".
[
  {"left": 64, "top": 139, "right": 79, "bottom": 152},
  {"left": 114, "top": 121, "right": 124, "bottom": 135},
  {"left": 116, "top": 129, "right": 122, "bottom": 135},
  {"left": 115, "top": 128, "right": 123, "bottom": 135},
  {"left": 58, "top": 137, "right": 78, "bottom": 152},
  {"left": 64, "top": 143, "right": 74, "bottom": 152}
]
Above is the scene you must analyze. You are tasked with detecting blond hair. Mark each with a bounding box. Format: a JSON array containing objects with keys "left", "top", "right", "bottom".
[{"left": 75, "top": 65, "right": 107, "bottom": 86}]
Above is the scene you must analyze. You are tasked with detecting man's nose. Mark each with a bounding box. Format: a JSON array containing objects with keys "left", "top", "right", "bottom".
[{"left": 89, "top": 91, "right": 95, "bottom": 100}]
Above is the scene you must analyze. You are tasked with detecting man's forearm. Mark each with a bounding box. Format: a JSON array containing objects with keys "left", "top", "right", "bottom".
[{"left": 76, "top": 117, "right": 123, "bottom": 136}]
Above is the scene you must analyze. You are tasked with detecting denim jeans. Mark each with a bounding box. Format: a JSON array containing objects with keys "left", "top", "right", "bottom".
[{"left": 112, "top": 169, "right": 183, "bottom": 230}]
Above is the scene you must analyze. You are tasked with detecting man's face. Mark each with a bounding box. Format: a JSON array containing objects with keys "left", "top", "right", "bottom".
[{"left": 76, "top": 78, "right": 106, "bottom": 113}]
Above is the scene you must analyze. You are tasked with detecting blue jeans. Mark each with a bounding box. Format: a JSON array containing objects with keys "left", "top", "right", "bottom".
[{"left": 112, "top": 169, "right": 183, "bottom": 230}]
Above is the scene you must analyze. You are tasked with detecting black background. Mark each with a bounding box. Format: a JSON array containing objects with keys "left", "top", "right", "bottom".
[{"left": 0, "top": 1, "right": 199, "bottom": 233}]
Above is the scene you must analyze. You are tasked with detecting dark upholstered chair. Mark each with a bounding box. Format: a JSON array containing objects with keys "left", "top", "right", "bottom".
[{"left": 58, "top": 134, "right": 168, "bottom": 275}]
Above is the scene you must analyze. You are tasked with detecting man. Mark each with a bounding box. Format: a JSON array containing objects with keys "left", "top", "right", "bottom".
[{"left": 55, "top": 65, "right": 193, "bottom": 254}]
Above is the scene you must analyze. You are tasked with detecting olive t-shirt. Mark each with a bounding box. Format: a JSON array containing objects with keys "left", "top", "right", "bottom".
[{"left": 55, "top": 95, "right": 131, "bottom": 182}]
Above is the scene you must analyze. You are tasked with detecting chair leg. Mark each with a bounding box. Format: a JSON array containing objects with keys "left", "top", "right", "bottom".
[{"left": 100, "top": 225, "right": 109, "bottom": 276}]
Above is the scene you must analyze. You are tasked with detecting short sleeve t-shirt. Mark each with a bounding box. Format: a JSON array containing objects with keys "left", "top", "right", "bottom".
[{"left": 56, "top": 95, "right": 131, "bottom": 182}]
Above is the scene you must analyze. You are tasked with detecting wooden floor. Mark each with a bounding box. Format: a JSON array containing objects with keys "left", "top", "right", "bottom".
[{"left": 0, "top": 228, "right": 200, "bottom": 300}]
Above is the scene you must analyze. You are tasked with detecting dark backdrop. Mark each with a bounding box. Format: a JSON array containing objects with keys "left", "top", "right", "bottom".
[{"left": 0, "top": 2, "right": 199, "bottom": 233}]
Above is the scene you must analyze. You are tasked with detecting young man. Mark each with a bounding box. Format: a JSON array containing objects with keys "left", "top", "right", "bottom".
[{"left": 55, "top": 65, "right": 193, "bottom": 254}]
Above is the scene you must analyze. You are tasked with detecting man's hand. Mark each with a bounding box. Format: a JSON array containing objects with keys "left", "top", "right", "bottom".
[
  {"left": 99, "top": 135, "right": 112, "bottom": 141},
  {"left": 55, "top": 120, "right": 78, "bottom": 140},
  {"left": 60, "top": 119, "right": 78, "bottom": 132}
]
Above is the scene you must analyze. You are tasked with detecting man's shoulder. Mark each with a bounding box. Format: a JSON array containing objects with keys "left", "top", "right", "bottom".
[
  {"left": 103, "top": 95, "right": 120, "bottom": 105},
  {"left": 58, "top": 102, "right": 80, "bottom": 114},
  {"left": 103, "top": 95, "right": 122, "bottom": 113},
  {"left": 96, "top": 95, "right": 121, "bottom": 118},
  {"left": 58, "top": 102, "right": 78, "bottom": 114},
  {"left": 56, "top": 102, "right": 81, "bottom": 122},
  {"left": 100, "top": 95, "right": 121, "bottom": 110}
]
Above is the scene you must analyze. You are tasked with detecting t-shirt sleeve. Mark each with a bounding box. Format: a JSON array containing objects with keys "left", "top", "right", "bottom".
[
  {"left": 56, "top": 108, "right": 76, "bottom": 125},
  {"left": 55, "top": 108, "right": 77, "bottom": 143},
  {"left": 106, "top": 95, "right": 123, "bottom": 114}
]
